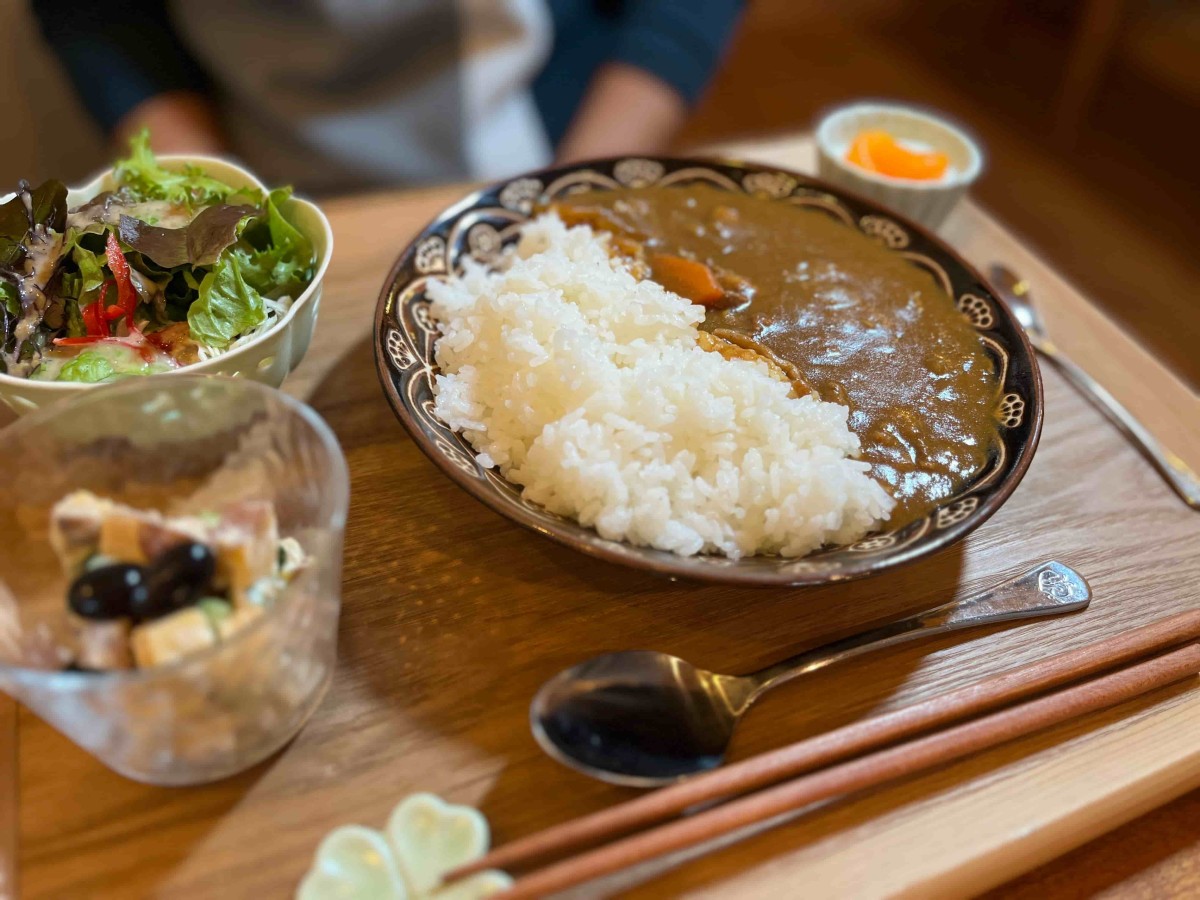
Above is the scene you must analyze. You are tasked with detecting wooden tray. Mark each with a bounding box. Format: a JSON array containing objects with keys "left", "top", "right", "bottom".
[{"left": 10, "top": 138, "right": 1200, "bottom": 898}]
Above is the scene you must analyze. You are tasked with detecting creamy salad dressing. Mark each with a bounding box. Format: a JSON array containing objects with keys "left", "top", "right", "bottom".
[
  {"left": 29, "top": 341, "right": 175, "bottom": 382},
  {"left": 66, "top": 196, "right": 199, "bottom": 232}
]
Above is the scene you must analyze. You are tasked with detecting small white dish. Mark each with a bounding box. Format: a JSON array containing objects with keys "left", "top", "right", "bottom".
[
  {"left": 0, "top": 155, "right": 333, "bottom": 416},
  {"left": 815, "top": 102, "right": 983, "bottom": 229},
  {"left": 297, "top": 793, "right": 512, "bottom": 899}
]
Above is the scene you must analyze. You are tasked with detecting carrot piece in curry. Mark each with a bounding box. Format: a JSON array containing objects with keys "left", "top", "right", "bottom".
[{"left": 649, "top": 253, "right": 726, "bottom": 307}]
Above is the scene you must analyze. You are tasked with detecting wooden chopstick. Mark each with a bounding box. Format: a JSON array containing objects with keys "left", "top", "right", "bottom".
[
  {"left": 496, "top": 642, "right": 1200, "bottom": 899},
  {"left": 452, "top": 609, "right": 1200, "bottom": 882}
]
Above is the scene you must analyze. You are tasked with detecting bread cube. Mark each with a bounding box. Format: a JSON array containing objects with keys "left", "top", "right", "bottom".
[
  {"left": 215, "top": 604, "right": 264, "bottom": 641},
  {"left": 214, "top": 501, "right": 279, "bottom": 607},
  {"left": 98, "top": 508, "right": 206, "bottom": 565},
  {"left": 71, "top": 616, "right": 134, "bottom": 671},
  {"left": 130, "top": 607, "right": 217, "bottom": 668},
  {"left": 49, "top": 490, "right": 111, "bottom": 571}
]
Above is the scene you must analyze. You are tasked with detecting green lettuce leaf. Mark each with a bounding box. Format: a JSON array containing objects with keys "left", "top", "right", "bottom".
[
  {"left": 265, "top": 189, "right": 311, "bottom": 260},
  {"left": 65, "top": 296, "right": 86, "bottom": 337},
  {"left": 59, "top": 270, "right": 80, "bottom": 299},
  {"left": 49, "top": 343, "right": 173, "bottom": 382},
  {"left": 231, "top": 188, "right": 314, "bottom": 299},
  {"left": 29, "top": 180, "right": 68, "bottom": 232},
  {"left": 187, "top": 254, "right": 264, "bottom": 348},
  {"left": 113, "top": 130, "right": 234, "bottom": 207},
  {"left": 1, "top": 280, "right": 18, "bottom": 317},
  {"left": 57, "top": 351, "right": 116, "bottom": 383},
  {"left": 230, "top": 243, "right": 308, "bottom": 300},
  {"left": 0, "top": 179, "right": 69, "bottom": 269},
  {"left": 70, "top": 243, "right": 108, "bottom": 309},
  {"left": 0, "top": 194, "right": 29, "bottom": 268},
  {"left": 182, "top": 268, "right": 204, "bottom": 292}
]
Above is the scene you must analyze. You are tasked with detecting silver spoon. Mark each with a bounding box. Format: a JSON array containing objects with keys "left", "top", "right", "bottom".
[
  {"left": 531, "top": 561, "right": 1089, "bottom": 787},
  {"left": 990, "top": 264, "right": 1200, "bottom": 510}
]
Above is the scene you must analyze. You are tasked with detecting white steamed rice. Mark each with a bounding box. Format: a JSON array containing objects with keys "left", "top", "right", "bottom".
[{"left": 428, "top": 213, "right": 894, "bottom": 558}]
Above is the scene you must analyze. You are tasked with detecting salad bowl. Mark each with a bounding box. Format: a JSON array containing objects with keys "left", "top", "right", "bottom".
[{"left": 0, "top": 155, "right": 333, "bottom": 416}]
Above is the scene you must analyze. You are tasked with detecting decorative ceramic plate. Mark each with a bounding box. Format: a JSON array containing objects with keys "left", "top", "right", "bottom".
[{"left": 373, "top": 158, "right": 1042, "bottom": 586}]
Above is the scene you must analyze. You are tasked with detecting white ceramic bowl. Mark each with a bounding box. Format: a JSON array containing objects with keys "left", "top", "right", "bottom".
[
  {"left": 0, "top": 156, "right": 333, "bottom": 416},
  {"left": 816, "top": 102, "right": 983, "bottom": 229}
]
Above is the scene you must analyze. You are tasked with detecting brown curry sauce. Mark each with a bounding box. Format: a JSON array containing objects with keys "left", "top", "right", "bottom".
[{"left": 553, "top": 185, "right": 1002, "bottom": 528}]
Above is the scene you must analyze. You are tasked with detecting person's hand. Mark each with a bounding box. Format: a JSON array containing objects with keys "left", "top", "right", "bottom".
[
  {"left": 112, "top": 91, "right": 230, "bottom": 156},
  {"left": 555, "top": 63, "right": 688, "bottom": 164}
]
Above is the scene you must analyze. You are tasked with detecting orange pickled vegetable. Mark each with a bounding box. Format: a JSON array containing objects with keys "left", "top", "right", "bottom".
[
  {"left": 845, "top": 130, "right": 950, "bottom": 181},
  {"left": 649, "top": 253, "right": 726, "bottom": 307}
]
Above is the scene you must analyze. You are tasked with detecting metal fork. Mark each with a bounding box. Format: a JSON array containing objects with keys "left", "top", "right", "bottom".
[{"left": 990, "top": 264, "right": 1199, "bottom": 510}]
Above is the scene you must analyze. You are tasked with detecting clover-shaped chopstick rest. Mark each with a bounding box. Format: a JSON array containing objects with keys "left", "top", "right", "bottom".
[{"left": 297, "top": 793, "right": 511, "bottom": 899}]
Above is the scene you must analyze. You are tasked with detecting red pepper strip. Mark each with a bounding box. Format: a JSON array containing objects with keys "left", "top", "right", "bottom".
[
  {"left": 53, "top": 336, "right": 107, "bottom": 346},
  {"left": 105, "top": 305, "right": 124, "bottom": 320},
  {"left": 80, "top": 304, "right": 105, "bottom": 336},
  {"left": 81, "top": 282, "right": 112, "bottom": 338},
  {"left": 105, "top": 232, "right": 138, "bottom": 328},
  {"left": 54, "top": 332, "right": 146, "bottom": 349}
]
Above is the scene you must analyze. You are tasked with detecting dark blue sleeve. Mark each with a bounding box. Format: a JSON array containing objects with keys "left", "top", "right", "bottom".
[
  {"left": 609, "top": 0, "right": 744, "bottom": 105},
  {"left": 29, "top": 0, "right": 211, "bottom": 134}
]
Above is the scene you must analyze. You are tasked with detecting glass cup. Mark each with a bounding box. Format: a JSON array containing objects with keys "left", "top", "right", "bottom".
[{"left": 0, "top": 376, "right": 348, "bottom": 785}]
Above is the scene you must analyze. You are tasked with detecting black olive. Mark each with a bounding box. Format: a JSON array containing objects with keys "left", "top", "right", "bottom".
[
  {"left": 127, "top": 583, "right": 167, "bottom": 620},
  {"left": 68, "top": 564, "right": 148, "bottom": 620},
  {"left": 141, "top": 542, "right": 217, "bottom": 617}
]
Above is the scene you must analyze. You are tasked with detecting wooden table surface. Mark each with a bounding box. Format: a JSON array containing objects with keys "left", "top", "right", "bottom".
[{"left": 7, "top": 136, "right": 1200, "bottom": 899}]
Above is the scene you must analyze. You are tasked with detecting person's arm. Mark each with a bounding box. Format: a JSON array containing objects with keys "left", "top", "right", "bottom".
[
  {"left": 112, "top": 92, "right": 228, "bottom": 156},
  {"left": 29, "top": 0, "right": 227, "bottom": 155},
  {"left": 555, "top": 0, "right": 744, "bottom": 163},
  {"left": 556, "top": 63, "right": 687, "bottom": 164}
]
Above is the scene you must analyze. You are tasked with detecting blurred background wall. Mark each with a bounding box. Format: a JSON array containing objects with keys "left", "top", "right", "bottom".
[
  {"left": 3, "top": 0, "right": 1197, "bottom": 386},
  {"left": 1, "top": 2, "right": 105, "bottom": 185}
]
